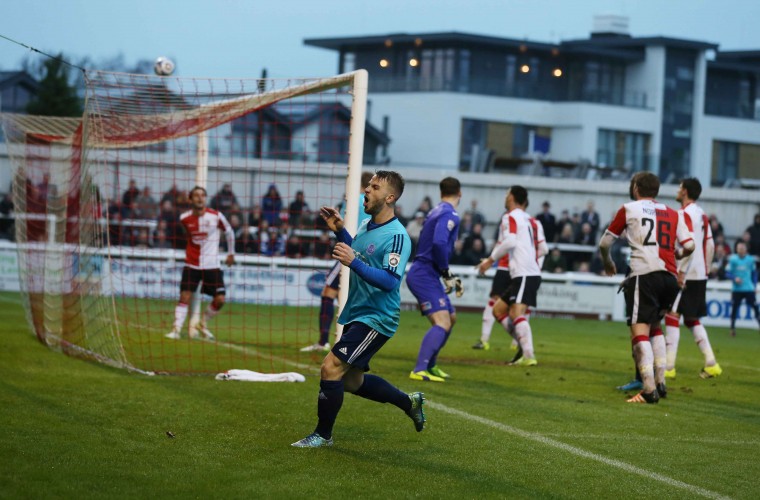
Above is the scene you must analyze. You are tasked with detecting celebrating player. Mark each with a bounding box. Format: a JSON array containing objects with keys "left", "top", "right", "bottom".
[
  {"left": 477, "top": 186, "right": 547, "bottom": 366},
  {"left": 599, "top": 172, "right": 694, "bottom": 404},
  {"left": 165, "top": 186, "right": 235, "bottom": 340},
  {"left": 727, "top": 240, "right": 760, "bottom": 336},
  {"left": 300, "top": 171, "right": 374, "bottom": 353},
  {"left": 664, "top": 178, "right": 722, "bottom": 379},
  {"left": 407, "top": 177, "right": 463, "bottom": 382},
  {"left": 292, "top": 171, "right": 424, "bottom": 448}
]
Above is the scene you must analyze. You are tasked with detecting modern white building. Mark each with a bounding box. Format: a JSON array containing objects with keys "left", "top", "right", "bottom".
[{"left": 305, "top": 17, "right": 760, "bottom": 188}]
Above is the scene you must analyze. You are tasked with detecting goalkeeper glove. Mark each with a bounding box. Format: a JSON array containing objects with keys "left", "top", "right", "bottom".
[{"left": 442, "top": 270, "right": 464, "bottom": 298}]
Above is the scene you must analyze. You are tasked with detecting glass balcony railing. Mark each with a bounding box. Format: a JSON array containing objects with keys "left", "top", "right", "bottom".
[{"left": 704, "top": 97, "right": 760, "bottom": 121}]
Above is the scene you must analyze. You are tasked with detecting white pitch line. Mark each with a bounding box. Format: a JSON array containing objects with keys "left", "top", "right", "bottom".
[
  {"left": 428, "top": 401, "right": 731, "bottom": 500},
  {"left": 539, "top": 433, "right": 758, "bottom": 447}
]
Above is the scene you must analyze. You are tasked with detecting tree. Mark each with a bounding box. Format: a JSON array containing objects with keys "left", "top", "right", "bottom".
[{"left": 26, "top": 55, "right": 82, "bottom": 117}]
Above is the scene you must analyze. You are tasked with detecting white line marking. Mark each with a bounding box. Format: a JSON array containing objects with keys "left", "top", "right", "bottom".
[
  {"left": 428, "top": 401, "right": 731, "bottom": 500},
  {"left": 540, "top": 433, "right": 758, "bottom": 447}
]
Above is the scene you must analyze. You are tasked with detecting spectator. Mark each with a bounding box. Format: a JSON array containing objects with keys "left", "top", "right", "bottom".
[
  {"left": 557, "top": 222, "right": 574, "bottom": 244},
  {"left": 580, "top": 201, "right": 601, "bottom": 241},
  {"left": 543, "top": 247, "right": 567, "bottom": 273},
  {"left": 261, "top": 184, "right": 283, "bottom": 227},
  {"left": 462, "top": 237, "right": 488, "bottom": 265},
  {"left": 462, "top": 222, "right": 486, "bottom": 253},
  {"left": 465, "top": 199, "right": 486, "bottom": 227},
  {"left": 152, "top": 220, "right": 173, "bottom": 249},
  {"left": 416, "top": 196, "right": 433, "bottom": 216},
  {"left": 458, "top": 212, "right": 474, "bottom": 239},
  {"left": 210, "top": 183, "right": 239, "bottom": 218},
  {"left": 134, "top": 186, "right": 158, "bottom": 220},
  {"left": 394, "top": 205, "right": 409, "bottom": 227},
  {"left": 746, "top": 213, "right": 760, "bottom": 259},
  {"left": 535, "top": 201, "right": 557, "bottom": 243},
  {"left": 37, "top": 173, "right": 58, "bottom": 200},
  {"left": 556, "top": 210, "right": 571, "bottom": 242},
  {"left": 0, "top": 192, "right": 14, "bottom": 240},
  {"left": 122, "top": 179, "right": 140, "bottom": 207},
  {"left": 312, "top": 231, "right": 333, "bottom": 260},
  {"left": 575, "top": 222, "right": 595, "bottom": 246},
  {"left": 285, "top": 232, "right": 310, "bottom": 258},
  {"left": 227, "top": 202, "right": 244, "bottom": 225},
  {"left": 134, "top": 228, "right": 150, "bottom": 248},
  {"left": 714, "top": 233, "right": 731, "bottom": 256},
  {"left": 259, "top": 220, "right": 285, "bottom": 256},
  {"left": 248, "top": 204, "right": 262, "bottom": 228},
  {"left": 288, "top": 190, "right": 310, "bottom": 227},
  {"left": 235, "top": 223, "right": 259, "bottom": 254},
  {"left": 710, "top": 242, "right": 729, "bottom": 280},
  {"left": 405, "top": 211, "right": 426, "bottom": 255},
  {"left": 709, "top": 214, "right": 724, "bottom": 240},
  {"left": 449, "top": 239, "right": 467, "bottom": 265},
  {"left": 161, "top": 183, "right": 182, "bottom": 206}
]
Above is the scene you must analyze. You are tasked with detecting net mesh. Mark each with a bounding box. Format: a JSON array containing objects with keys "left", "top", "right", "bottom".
[{"left": 2, "top": 70, "right": 367, "bottom": 375}]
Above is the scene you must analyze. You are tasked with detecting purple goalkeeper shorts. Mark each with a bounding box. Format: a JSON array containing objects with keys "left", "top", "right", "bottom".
[{"left": 406, "top": 262, "right": 454, "bottom": 316}]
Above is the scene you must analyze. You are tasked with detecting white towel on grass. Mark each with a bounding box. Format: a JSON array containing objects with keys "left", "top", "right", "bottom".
[{"left": 215, "top": 369, "right": 305, "bottom": 383}]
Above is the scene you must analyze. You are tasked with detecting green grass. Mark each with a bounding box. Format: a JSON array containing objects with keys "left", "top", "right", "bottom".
[{"left": 1, "top": 291, "right": 759, "bottom": 499}]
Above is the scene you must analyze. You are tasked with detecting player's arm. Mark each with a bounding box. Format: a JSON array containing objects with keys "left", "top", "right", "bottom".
[
  {"left": 478, "top": 216, "right": 516, "bottom": 274},
  {"left": 320, "top": 206, "right": 353, "bottom": 245},
  {"left": 218, "top": 213, "right": 236, "bottom": 266},
  {"left": 598, "top": 206, "right": 626, "bottom": 276},
  {"left": 331, "top": 239, "right": 402, "bottom": 292},
  {"left": 432, "top": 215, "right": 464, "bottom": 296},
  {"left": 675, "top": 211, "right": 695, "bottom": 259}
]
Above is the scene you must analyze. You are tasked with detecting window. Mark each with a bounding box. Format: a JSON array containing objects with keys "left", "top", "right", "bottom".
[
  {"left": 597, "top": 129, "right": 650, "bottom": 172},
  {"left": 713, "top": 141, "right": 738, "bottom": 185}
]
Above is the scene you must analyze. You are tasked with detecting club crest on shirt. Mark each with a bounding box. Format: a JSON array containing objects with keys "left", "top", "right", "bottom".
[
  {"left": 366, "top": 243, "right": 376, "bottom": 255},
  {"left": 439, "top": 298, "right": 447, "bottom": 307},
  {"left": 388, "top": 252, "right": 401, "bottom": 267},
  {"left": 447, "top": 219, "right": 455, "bottom": 231}
]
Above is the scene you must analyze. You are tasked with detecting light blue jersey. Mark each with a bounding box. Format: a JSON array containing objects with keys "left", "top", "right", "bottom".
[
  {"left": 728, "top": 254, "right": 757, "bottom": 292},
  {"left": 338, "top": 217, "right": 411, "bottom": 337},
  {"left": 339, "top": 194, "right": 371, "bottom": 227}
]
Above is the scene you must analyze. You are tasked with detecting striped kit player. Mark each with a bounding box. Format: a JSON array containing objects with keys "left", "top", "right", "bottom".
[{"left": 600, "top": 172, "right": 694, "bottom": 404}]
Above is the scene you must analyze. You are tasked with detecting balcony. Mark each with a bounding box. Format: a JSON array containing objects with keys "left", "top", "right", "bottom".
[
  {"left": 704, "top": 97, "right": 760, "bottom": 121},
  {"left": 368, "top": 76, "right": 649, "bottom": 109}
]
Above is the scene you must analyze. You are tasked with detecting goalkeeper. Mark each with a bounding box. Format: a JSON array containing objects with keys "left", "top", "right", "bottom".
[{"left": 407, "top": 177, "right": 463, "bottom": 382}]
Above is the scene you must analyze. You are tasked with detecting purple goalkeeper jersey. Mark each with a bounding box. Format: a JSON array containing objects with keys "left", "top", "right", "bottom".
[{"left": 412, "top": 201, "right": 460, "bottom": 274}]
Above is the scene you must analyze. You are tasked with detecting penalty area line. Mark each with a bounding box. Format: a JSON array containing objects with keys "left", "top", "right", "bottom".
[{"left": 428, "top": 401, "right": 730, "bottom": 500}]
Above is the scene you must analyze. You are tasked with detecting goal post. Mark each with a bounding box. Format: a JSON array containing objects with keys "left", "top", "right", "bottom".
[{"left": 2, "top": 69, "right": 370, "bottom": 375}]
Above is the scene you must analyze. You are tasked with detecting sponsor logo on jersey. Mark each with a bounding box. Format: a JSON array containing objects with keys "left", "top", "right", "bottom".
[
  {"left": 388, "top": 252, "right": 401, "bottom": 267},
  {"left": 421, "top": 301, "right": 432, "bottom": 311}
]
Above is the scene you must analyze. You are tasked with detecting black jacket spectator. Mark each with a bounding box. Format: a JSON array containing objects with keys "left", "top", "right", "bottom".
[{"left": 535, "top": 202, "right": 557, "bottom": 243}]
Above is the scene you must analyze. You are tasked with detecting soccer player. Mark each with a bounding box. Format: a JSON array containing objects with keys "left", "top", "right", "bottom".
[
  {"left": 599, "top": 172, "right": 694, "bottom": 404},
  {"left": 166, "top": 186, "right": 235, "bottom": 340},
  {"left": 727, "top": 240, "right": 760, "bottom": 336},
  {"left": 664, "top": 178, "right": 722, "bottom": 379},
  {"left": 407, "top": 177, "right": 463, "bottom": 382},
  {"left": 300, "top": 171, "right": 374, "bottom": 352},
  {"left": 472, "top": 211, "right": 510, "bottom": 351},
  {"left": 292, "top": 171, "right": 424, "bottom": 448},
  {"left": 477, "top": 186, "right": 547, "bottom": 366}
]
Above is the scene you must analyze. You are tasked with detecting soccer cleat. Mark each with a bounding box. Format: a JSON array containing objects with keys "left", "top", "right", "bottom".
[
  {"left": 291, "top": 432, "right": 333, "bottom": 448},
  {"left": 656, "top": 382, "right": 667, "bottom": 399},
  {"left": 165, "top": 330, "right": 181, "bottom": 340},
  {"left": 409, "top": 370, "right": 445, "bottom": 383},
  {"left": 700, "top": 363, "right": 723, "bottom": 379},
  {"left": 471, "top": 341, "right": 490, "bottom": 350},
  {"left": 428, "top": 365, "right": 450, "bottom": 379},
  {"left": 664, "top": 368, "right": 676, "bottom": 379},
  {"left": 198, "top": 321, "right": 215, "bottom": 341},
  {"left": 616, "top": 380, "right": 643, "bottom": 391},
  {"left": 406, "top": 392, "right": 426, "bottom": 432},
  {"left": 300, "top": 343, "right": 331, "bottom": 353},
  {"left": 626, "top": 390, "right": 660, "bottom": 404},
  {"left": 508, "top": 346, "right": 524, "bottom": 364},
  {"left": 508, "top": 356, "right": 537, "bottom": 367}
]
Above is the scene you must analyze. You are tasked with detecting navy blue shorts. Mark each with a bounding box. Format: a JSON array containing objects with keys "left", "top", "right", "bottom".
[
  {"left": 332, "top": 322, "right": 389, "bottom": 372},
  {"left": 325, "top": 262, "right": 342, "bottom": 290},
  {"left": 406, "top": 263, "right": 454, "bottom": 316}
]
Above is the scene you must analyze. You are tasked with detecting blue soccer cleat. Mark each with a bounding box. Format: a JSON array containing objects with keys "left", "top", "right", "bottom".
[
  {"left": 291, "top": 432, "right": 333, "bottom": 448},
  {"left": 616, "top": 379, "right": 643, "bottom": 391}
]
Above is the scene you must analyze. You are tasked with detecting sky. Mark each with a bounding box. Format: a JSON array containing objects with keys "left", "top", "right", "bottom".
[{"left": 1, "top": 0, "right": 759, "bottom": 79}]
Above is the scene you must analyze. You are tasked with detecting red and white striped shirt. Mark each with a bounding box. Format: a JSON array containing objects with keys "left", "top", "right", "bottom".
[
  {"left": 180, "top": 208, "right": 235, "bottom": 269},
  {"left": 490, "top": 208, "right": 544, "bottom": 278},
  {"left": 678, "top": 202, "right": 712, "bottom": 280},
  {"left": 606, "top": 199, "right": 693, "bottom": 277}
]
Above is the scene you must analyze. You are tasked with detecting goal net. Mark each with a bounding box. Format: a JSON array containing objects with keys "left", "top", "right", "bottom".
[{"left": 2, "top": 69, "right": 369, "bottom": 375}]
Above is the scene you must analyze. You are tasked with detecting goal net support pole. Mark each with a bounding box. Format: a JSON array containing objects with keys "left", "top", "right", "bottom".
[{"left": 188, "top": 131, "right": 209, "bottom": 337}]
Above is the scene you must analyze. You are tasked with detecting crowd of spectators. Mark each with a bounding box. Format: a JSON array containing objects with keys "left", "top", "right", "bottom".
[{"left": 1, "top": 179, "right": 759, "bottom": 281}]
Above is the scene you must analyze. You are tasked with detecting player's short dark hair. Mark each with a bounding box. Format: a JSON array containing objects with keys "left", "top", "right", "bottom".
[
  {"left": 375, "top": 170, "right": 405, "bottom": 201},
  {"left": 631, "top": 172, "right": 660, "bottom": 198},
  {"left": 361, "top": 171, "right": 374, "bottom": 189},
  {"left": 680, "top": 177, "right": 702, "bottom": 201},
  {"left": 189, "top": 186, "right": 207, "bottom": 198},
  {"left": 509, "top": 185, "right": 528, "bottom": 206},
  {"left": 439, "top": 177, "right": 461, "bottom": 197}
]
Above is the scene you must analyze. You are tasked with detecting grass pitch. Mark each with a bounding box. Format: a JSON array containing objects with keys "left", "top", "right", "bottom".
[{"left": 1, "top": 291, "right": 759, "bottom": 499}]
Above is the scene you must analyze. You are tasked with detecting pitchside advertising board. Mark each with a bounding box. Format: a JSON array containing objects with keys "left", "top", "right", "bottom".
[{"left": 0, "top": 243, "right": 757, "bottom": 328}]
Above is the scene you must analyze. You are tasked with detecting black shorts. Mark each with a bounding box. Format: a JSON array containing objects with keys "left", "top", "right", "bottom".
[
  {"left": 501, "top": 275, "right": 541, "bottom": 307},
  {"left": 331, "top": 322, "right": 389, "bottom": 372},
  {"left": 623, "top": 271, "right": 680, "bottom": 326},
  {"left": 180, "top": 267, "right": 226, "bottom": 297},
  {"left": 674, "top": 279, "right": 707, "bottom": 318},
  {"left": 489, "top": 269, "right": 511, "bottom": 297},
  {"left": 325, "top": 262, "right": 342, "bottom": 290}
]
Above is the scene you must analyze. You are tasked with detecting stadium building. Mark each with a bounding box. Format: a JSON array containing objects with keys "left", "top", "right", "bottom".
[{"left": 305, "top": 15, "right": 760, "bottom": 190}]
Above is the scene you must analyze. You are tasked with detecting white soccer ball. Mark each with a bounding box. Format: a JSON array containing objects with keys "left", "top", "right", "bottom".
[{"left": 154, "top": 56, "right": 175, "bottom": 76}]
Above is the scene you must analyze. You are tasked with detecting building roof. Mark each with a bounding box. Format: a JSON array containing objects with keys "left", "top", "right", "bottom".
[{"left": 0, "top": 71, "right": 39, "bottom": 91}]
